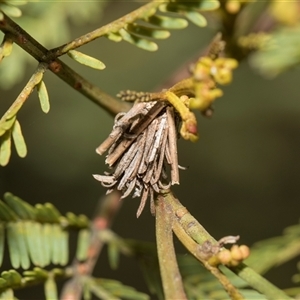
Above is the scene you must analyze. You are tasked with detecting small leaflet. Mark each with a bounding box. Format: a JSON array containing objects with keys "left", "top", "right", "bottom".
[
  {"left": 119, "top": 28, "right": 158, "bottom": 51},
  {"left": 0, "top": 131, "right": 11, "bottom": 166},
  {"left": 184, "top": 11, "right": 207, "bottom": 27},
  {"left": 15, "top": 222, "right": 30, "bottom": 269},
  {"left": 146, "top": 15, "right": 188, "bottom": 29},
  {"left": 76, "top": 229, "right": 91, "bottom": 261},
  {"left": 7, "top": 223, "right": 20, "bottom": 268},
  {"left": 0, "top": 36, "right": 13, "bottom": 62},
  {"left": 105, "top": 32, "right": 122, "bottom": 42},
  {"left": 12, "top": 120, "right": 27, "bottom": 158},
  {"left": 0, "top": 115, "right": 16, "bottom": 136},
  {"left": 198, "top": 0, "right": 220, "bottom": 11},
  {"left": 107, "top": 242, "right": 120, "bottom": 270},
  {"left": 37, "top": 80, "right": 50, "bottom": 114},
  {"left": 68, "top": 50, "right": 106, "bottom": 70},
  {"left": 45, "top": 275, "right": 58, "bottom": 300},
  {"left": 0, "top": 3, "right": 22, "bottom": 18},
  {"left": 126, "top": 24, "right": 170, "bottom": 40}
]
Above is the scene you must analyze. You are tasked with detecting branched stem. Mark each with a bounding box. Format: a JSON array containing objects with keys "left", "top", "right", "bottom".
[
  {"left": 162, "top": 190, "right": 293, "bottom": 300},
  {"left": 155, "top": 194, "right": 187, "bottom": 300},
  {"left": 51, "top": 1, "right": 162, "bottom": 56},
  {"left": 0, "top": 13, "right": 130, "bottom": 116}
]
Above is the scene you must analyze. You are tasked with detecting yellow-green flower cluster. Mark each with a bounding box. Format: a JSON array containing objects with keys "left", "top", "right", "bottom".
[{"left": 190, "top": 57, "right": 238, "bottom": 111}]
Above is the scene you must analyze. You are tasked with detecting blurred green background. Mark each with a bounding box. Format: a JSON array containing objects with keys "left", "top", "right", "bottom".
[{"left": 0, "top": 1, "right": 300, "bottom": 298}]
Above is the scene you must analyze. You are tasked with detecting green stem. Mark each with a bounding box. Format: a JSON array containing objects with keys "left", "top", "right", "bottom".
[
  {"left": 162, "top": 191, "right": 244, "bottom": 300},
  {"left": 0, "top": 13, "right": 130, "bottom": 117},
  {"left": 155, "top": 194, "right": 187, "bottom": 300},
  {"left": 172, "top": 217, "right": 244, "bottom": 300},
  {"left": 230, "top": 263, "right": 293, "bottom": 300},
  {"left": 164, "top": 190, "right": 293, "bottom": 300}
]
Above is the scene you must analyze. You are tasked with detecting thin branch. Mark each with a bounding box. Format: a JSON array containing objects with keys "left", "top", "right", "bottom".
[
  {"left": 163, "top": 190, "right": 293, "bottom": 300},
  {"left": 51, "top": 1, "right": 162, "bottom": 56},
  {"left": 48, "top": 60, "right": 130, "bottom": 116},
  {"left": 0, "top": 13, "right": 130, "bottom": 116},
  {"left": 60, "top": 191, "right": 122, "bottom": 300},
  {"left": 155, "top": 194, "right": 187, "bottom": 300}
]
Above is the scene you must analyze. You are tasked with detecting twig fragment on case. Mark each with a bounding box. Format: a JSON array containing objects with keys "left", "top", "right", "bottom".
[{"left": 94, "top": 101, "right": 181, "bottom": 217}]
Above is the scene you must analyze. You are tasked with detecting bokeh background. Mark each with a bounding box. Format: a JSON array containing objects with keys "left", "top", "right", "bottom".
[{"left": 1, "top": 1, "right": 300, "bottom": 298}]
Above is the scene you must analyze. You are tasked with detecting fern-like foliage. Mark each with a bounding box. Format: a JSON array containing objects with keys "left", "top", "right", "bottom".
[{"left": 0, "top": 192, "right": 89, "bottom": 269}]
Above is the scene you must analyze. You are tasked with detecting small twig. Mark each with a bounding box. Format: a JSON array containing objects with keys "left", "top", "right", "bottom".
[
  {"left": 50, "top": 1, "right": 162, "bottom": 56},
  {"left": 60, "top": 191, "right": 122, "bottom": 300},
  {"left": 155, "top": 194, "right": 187, "bottom": 300},
  {"left": 0, "top": 13, "right": 130, "bottom": 117}
]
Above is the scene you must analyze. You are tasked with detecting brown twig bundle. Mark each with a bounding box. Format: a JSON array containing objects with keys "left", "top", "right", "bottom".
[{"left": 93, "top": 100, "right": 181, "bottom": 217}]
